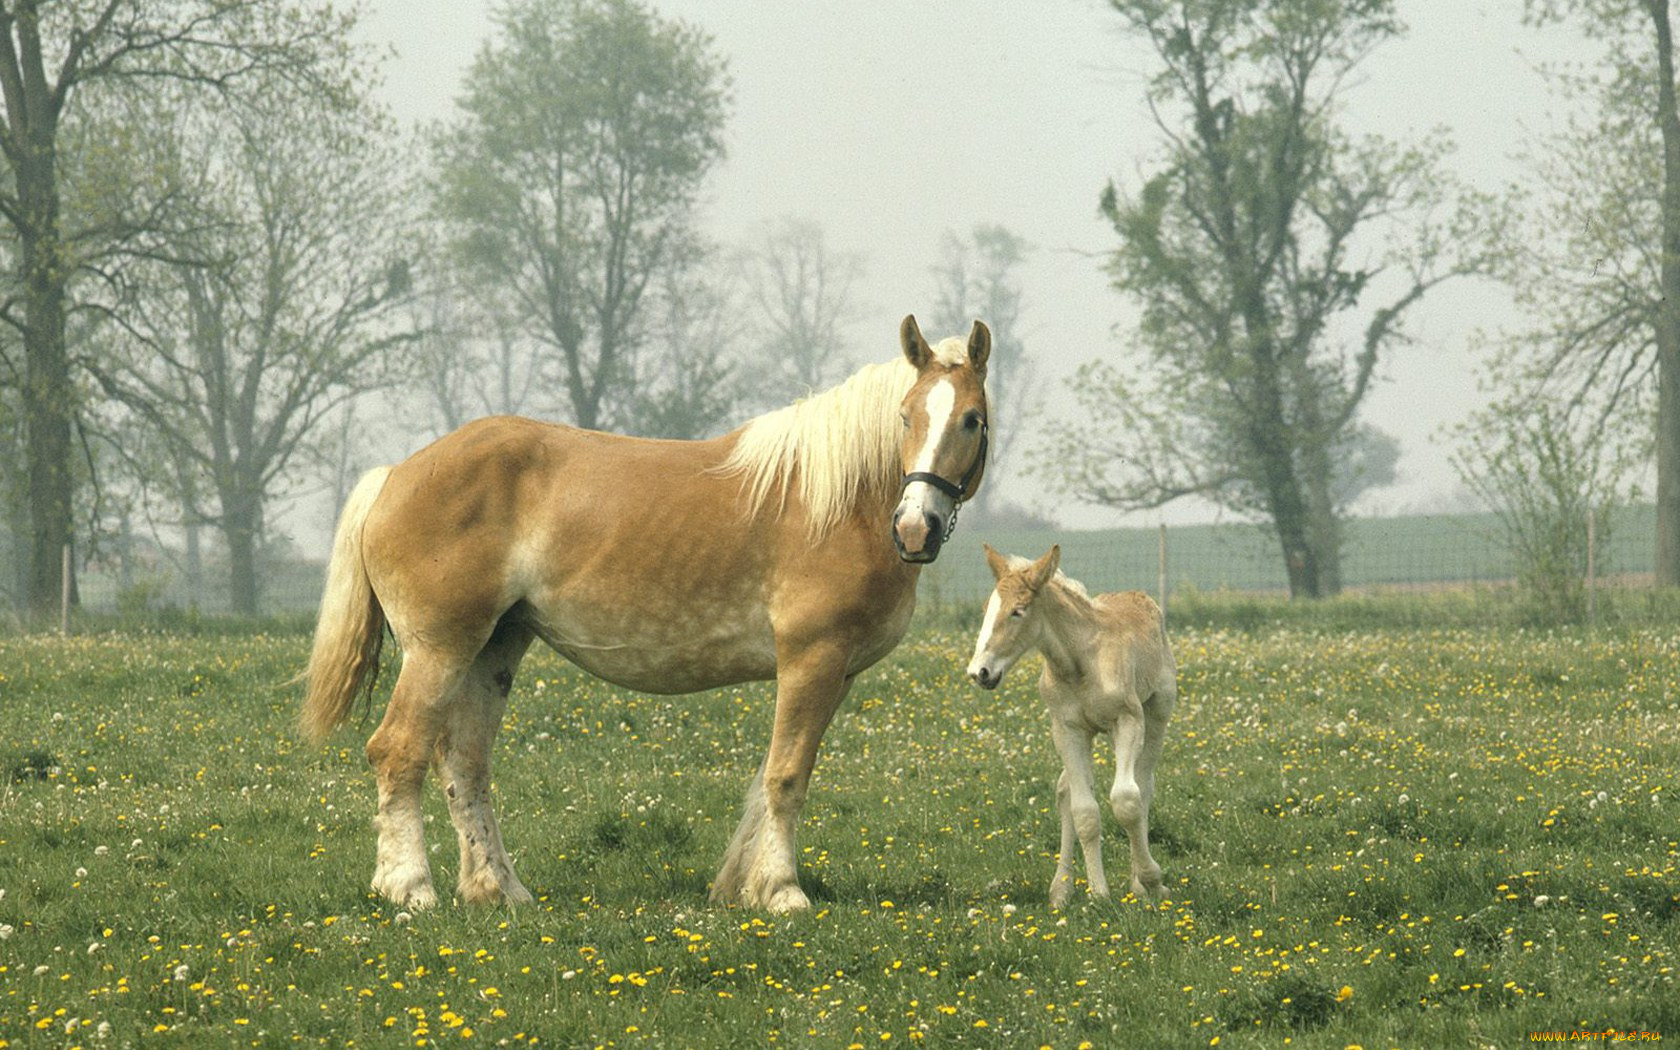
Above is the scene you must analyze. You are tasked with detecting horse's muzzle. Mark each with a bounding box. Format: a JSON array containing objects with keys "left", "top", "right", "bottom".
[
  {"left": 892, "top": 507, "right": 944, "bottom": 563},
  {"left": 969, "top": 667, "right": 1001, "bottom": 690}
]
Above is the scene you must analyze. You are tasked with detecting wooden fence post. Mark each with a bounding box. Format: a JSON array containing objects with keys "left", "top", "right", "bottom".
[
  {"left": 61, "top": 543, "right": 72, "bottom": 635},
  {"left": 1585, "top": 508, "right": 1597, "bottom": 626},
  {"left": 1158, "top": 523, "right": 1168, "bottom": 621}
]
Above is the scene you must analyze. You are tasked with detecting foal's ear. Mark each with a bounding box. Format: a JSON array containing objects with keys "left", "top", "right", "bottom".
[
  {"left": 966, "top": 320, "right": 991, "bottom": 373},
  {"left": 901, "top": 314, "right": 932, "bottom": 369},
  {"left": 1028, "top": 544, "right": 1060, "bottom": 590},
  {"left": 983, "top": 543, "right": 1011, "bottom": 581}
]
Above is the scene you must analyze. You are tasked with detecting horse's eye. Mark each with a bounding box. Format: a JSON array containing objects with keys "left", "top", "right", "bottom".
[
  {"left": 964, "top": 413, "right": 981, "bottom": 431},
  {"left": 1009, "top": 607, "right": 1025, "bottom": 619}
]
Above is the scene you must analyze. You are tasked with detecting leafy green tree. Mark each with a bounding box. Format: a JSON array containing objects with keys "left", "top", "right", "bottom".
[
  {"left": 1503, "top": 0, "right": 1680, "bottom": 587},
  {"left": 1044, "top": 0, "right": 1488, "bottom": 598},
  {"left": 429, "top": 0, "right": 729, "bottom": 433},
  {"left": 0, "top": 0, "right": 353, "bottom": 623}
]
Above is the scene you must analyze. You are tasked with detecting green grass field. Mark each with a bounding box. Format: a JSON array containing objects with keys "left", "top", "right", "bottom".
[{"left": 2, "top": 610, "right": 1677, "bottom": 1047}]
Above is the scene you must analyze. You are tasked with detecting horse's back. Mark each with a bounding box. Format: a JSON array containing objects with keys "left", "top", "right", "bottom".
[
  {"left": 361, "top": 417, "right": 746, "bottom": 651},
  {"left": 356, "top": 414, "right": 911, "bottom": 692},
  {"left": 1093, "top": 590, "right": 1175, "bottom": 704}
]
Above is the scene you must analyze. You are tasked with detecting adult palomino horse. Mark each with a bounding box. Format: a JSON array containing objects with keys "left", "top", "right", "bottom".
[
  {"left": 302, "top": 315, "right": 990, "bottom": 912},
  {"left": 966, "top": 545, "right": 1176, "bottom": 906}
]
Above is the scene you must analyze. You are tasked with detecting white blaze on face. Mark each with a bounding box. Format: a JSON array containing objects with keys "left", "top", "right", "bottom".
[
  {"left": 896, "top": 378, "right": 959, "bottom": 527},
  {"left": 965, "top": 590, "right": 1004, "bottom": 680}
]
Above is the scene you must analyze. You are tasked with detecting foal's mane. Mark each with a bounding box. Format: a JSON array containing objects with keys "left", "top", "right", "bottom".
[
  {"left": 719, "top": 338, "right": 971, "bottom": 539},
  {"left": 1001, "top": 553, "right": 1093, "bottom": 603}
]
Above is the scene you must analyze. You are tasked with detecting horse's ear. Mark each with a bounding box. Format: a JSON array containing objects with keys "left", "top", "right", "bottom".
[
  {"left": 984, "top": 543, "right": 1010, "bottom": 581},
  {"left": 967, "top": 320, "right": 991, "bottom": 373},
  {"left": 1028, "top": 544, "right": 1060, "bottom": 590},
  {"left": 901, "top": 314, "right": 932, "bottom": 369}
]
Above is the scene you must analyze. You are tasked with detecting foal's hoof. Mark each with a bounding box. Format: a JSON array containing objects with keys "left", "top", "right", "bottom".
[
  {"left": 457, "top": 876, "right": 535, "bottom": 907},
  {"left": 1049, "top": 877, "right": 1075, "bottom": 910},
  {"left": 374, "top": 875, "right": 438, "bottom": 911}
]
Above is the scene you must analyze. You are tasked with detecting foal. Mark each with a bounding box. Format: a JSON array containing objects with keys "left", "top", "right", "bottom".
[{"left": 966, "top": 545, "right": 1177, "bottom": 906}]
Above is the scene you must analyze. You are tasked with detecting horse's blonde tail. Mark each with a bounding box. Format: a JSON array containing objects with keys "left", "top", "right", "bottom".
[{"left": 301, "top": 467, "right": 391, "bottom": 744}]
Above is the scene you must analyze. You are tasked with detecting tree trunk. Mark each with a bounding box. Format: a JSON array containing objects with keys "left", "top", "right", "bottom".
[
  {"left": 1302, "top": 444, "right": 1344, "bottom": 597},
  {"left": 1652, "top": 0, "right": 1680, "bottom": 586},
  {"left": 18, "top": 151, "right": 76, "bottom": 624},
  {"left": 224, "top": 504, "right": 260, "bottom": 617}
]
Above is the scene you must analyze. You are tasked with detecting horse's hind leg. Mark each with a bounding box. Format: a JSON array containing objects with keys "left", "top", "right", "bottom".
[
  {"left": 366, "top": 649, "right": 471, "bottom": 909},
  {"left": 436, "top": 623, "right": 535, "bottom": 905}
]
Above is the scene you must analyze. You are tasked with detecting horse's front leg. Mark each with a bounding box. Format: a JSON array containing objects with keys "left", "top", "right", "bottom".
[{"left": 712, "top": 648, "right": 854, "bottom": 913}]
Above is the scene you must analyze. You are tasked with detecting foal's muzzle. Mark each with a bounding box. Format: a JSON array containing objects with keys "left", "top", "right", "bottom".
[{"left": 969, "top": 666, "right": 1001, "bottom": 690}]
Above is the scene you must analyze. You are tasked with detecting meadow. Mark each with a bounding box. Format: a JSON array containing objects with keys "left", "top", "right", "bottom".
[{"left": 1, "top": 605, "right": 1676, "bottom": 1048}]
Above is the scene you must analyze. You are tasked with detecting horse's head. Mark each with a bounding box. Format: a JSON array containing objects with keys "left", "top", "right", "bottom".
[
  {"left": 892, "top": 314, "right": 990, "bottom": 563},
  {"left": 967, "top": 544, "right": 1059, "bottom": 689}
]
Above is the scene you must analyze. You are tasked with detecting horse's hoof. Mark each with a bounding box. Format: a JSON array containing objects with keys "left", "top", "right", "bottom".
[
  {"left": 764, "top": 884, "right": 811, "bottom": 914},
  {"left": 373, "top": 868, "right": 437, "bottom": 910}
]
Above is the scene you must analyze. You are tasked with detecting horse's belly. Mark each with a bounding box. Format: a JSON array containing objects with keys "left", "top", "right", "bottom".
[
  {"left": 519, "top": 601, "right": 778, "bottom": 694},
  {"left": 558, "top": 641, "right": 777, "bottom": 694}
]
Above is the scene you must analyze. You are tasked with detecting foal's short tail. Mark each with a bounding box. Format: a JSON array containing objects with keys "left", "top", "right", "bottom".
[{"left": 300, "top": 466, "right": 391, "bottom": 744}]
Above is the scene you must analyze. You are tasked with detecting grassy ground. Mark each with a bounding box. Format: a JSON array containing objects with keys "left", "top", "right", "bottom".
[{"left": 1, "top": 609, "right": 1676, "bottom": 1048}]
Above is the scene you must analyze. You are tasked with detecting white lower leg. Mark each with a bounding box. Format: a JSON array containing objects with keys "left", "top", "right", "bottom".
[{"left": 371, "top": 780, "right": 436, "bottom": 908}]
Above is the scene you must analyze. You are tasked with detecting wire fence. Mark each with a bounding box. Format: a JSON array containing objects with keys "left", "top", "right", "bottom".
[
  {"left": 917, "top": 505, "right": 1659, "bottom": 607},
  {"left": 61, "top": 504, "right": 1662, "bottom": 620}
]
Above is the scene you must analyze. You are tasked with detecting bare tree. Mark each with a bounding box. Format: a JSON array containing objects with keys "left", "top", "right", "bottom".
[
  {"left": 88, "top": 69, "right": 418, "bottom": 615},
  {"left": 408, "top": 281, "right": 543, "bottom": 437},
  {"left": 929, "top": 224, "right": 1035, "bottom": 516},
  {"left": 738, "top": 216, "right": 864, "bottom": 409},
  {"left": 628, "top": 242, "right": 745, "bottom": 439}
]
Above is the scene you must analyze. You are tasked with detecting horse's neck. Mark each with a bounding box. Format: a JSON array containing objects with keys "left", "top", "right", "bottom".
[{"left": 1035, "top": 582, "right": 1101, "bottom": 683}]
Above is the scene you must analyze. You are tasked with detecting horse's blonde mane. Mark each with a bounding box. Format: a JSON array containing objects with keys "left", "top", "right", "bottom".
[{"left": 720, "top": 338, "right": 971, "bottom": 539}]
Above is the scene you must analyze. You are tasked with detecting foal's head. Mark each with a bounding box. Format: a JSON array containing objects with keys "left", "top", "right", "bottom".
[
  {"left": 892, "top": 314, "right": 990, "bottom": 563},
  {"left": 967, "top": 544, "right": 1060, "bottom": 690}
]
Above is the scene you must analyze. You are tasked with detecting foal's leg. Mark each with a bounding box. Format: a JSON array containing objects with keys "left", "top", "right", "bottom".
[
  {"left": 1127, "top": 680, "right": 1177, "bottom": 900},
  {"left": 1109, "top": 692, "right": 1165, "bottom": 900},
  {"left": 712, "top": 649, "right": 853, "bottom": 913},
  {"left": 1049, "top": 714, "right": 1106, "bottom": 907},
  {"left": 435, "top": 624, "right": 535, "bottom": 906},
  {"left": 366, "top": 649, "right": 472, "bottom": 909}
]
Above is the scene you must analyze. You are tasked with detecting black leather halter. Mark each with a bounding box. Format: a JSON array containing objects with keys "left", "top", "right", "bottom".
[{"left": 900, "top": 420, "right": 989, "bottom": 508}]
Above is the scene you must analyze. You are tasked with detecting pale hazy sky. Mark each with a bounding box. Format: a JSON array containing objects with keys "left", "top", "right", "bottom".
[{"left": 349, "top": 0, "right": 1593, "bottom": 533}]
